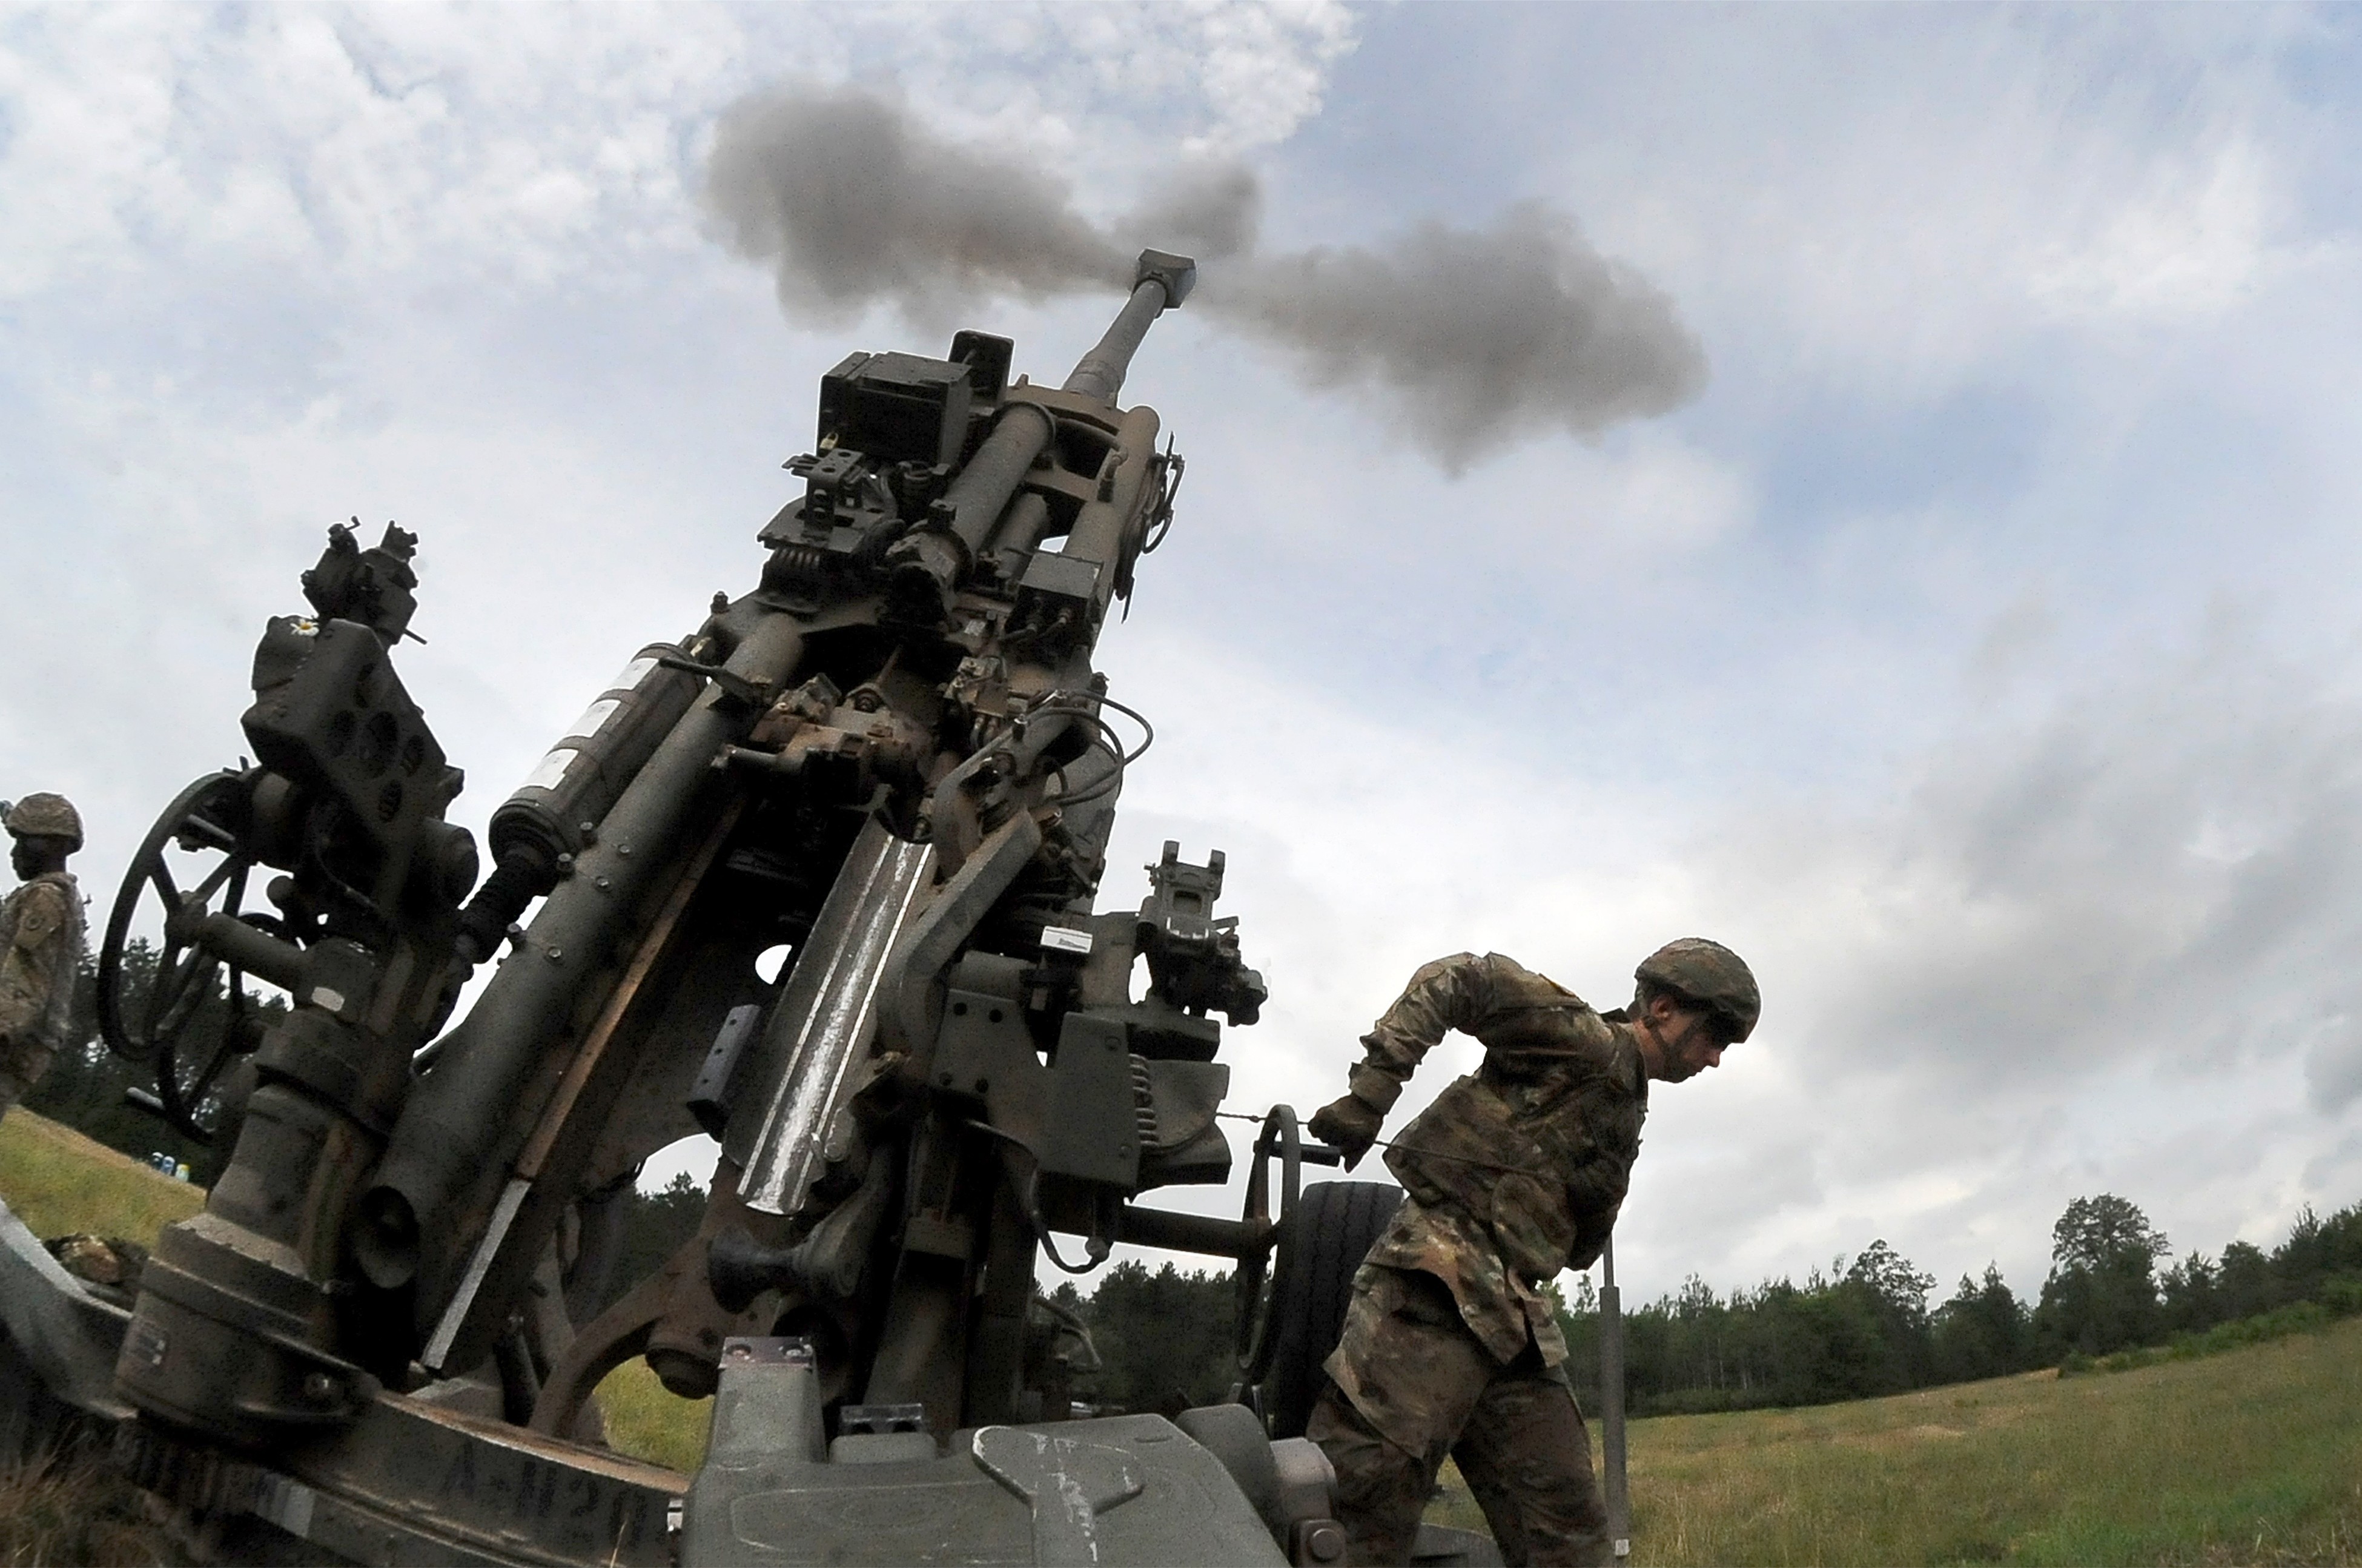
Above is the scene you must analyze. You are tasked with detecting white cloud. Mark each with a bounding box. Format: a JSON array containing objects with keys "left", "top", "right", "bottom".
[
  {"left": 1179, "top": 0, "right": 1358, "bottom": 154},
  {"left": 2030, "top": 134, "right": 2288, "bottom": 323},
  {"left": 1535, "top": 8, "right": 2340, "bottom": 399},
  {"left": 1572, "top": 429, "right": 1752, "bottom": 557},
  {"left": 0, "top": 2, "right": 1358, "bottom": 302}
]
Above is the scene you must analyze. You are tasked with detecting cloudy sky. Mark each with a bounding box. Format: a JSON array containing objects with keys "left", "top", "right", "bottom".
[{"left": 8, "top": 2, "right": 2362, "bottom": 1311}]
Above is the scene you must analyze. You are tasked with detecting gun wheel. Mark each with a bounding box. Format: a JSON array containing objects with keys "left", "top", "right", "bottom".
[
  {"left": 1234, "top": 1103, "right": 1303, "bottom": 1384},
  {"left": 97, "top": 769, "right": 279, "bottom": 1144},
  {"left": 1251, "top": 1180, "right": 1403, "bottom": 1441}
]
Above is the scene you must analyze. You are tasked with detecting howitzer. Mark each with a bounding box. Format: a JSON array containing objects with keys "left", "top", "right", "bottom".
[{"left": 8, "top": 252, "right": 1495, "bottom": 1565}]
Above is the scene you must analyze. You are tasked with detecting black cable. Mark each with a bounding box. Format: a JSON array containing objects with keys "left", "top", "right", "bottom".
[
  {"left": 1026, "top": 1169, "right": 1112, "bottom": 1275},
  {"left": 1212, "top": 1109, "right": 1564, "bottom": 1180},
  {"left": 1048, "top": 732, "right": 1126, "bottom": 809},
  {"left": 964, "top": 1119, "right": 1110, "bottom": 1275},
  {"left": 1036, "top": 690, "right": 1154, "bottom": 765},
  {"left": 1034, "top": 691, "right": 1153, "bottom": 810}
]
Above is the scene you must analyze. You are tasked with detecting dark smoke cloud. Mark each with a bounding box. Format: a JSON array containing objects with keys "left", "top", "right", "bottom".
[
  {"left": 1203, "top": 208, "right": 1707, "bottom": 466},
  {"left": 705, "top": 84, "right": 1134, "bottom": 323},
  {"left": 703, "top": 82, "right": 1707, "bottom": 466},
  {"left": 1130, "top": 159, "right": 1263, "bottom": 264}
]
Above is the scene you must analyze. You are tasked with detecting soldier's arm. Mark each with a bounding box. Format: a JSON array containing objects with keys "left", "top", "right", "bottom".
[
  {"left": 1563, "top": 1071, "right": 1644, "bottom": 1268},
  {"left": 1565, "top": 1124, "right": 1641, "bottom": 1269},
  {"left": 1564, "top": 1159, "right": 1633, "bottom": 1269},
  {"left": 1567, "top": 1203, "right": 1621, "bottom": 1272},
  {"left": 1343, "top": 951, "right": 1507, "bottom": 1117},
  {"left": 0, "top": 883, "right": 68, "bottom": 1037}
]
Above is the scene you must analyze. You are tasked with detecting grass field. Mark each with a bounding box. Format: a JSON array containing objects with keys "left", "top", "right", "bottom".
[
  {"left": 1431, "top": 1318, "right": 2362, "bottom": 1566},
  {"left": 0, "top": 1107, "right": 204, "bottom": 1245},
  {"left": 594, "top": 1357, "right": 712, "bottom": 1473},
  {"left": 10, "top": 1108, "right": 2360, "bottom": 1564},
  {"left": 0, "top": 1457, "right": 186, "bottom": 1568}
]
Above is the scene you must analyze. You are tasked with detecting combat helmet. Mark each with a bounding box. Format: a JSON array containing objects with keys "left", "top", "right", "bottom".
[
  {"left": 4, "top": 792, "right": 84, "bottom": 851},
  {"left": 1635, "top": 937, "right": 1758, "bottom": 1044}
]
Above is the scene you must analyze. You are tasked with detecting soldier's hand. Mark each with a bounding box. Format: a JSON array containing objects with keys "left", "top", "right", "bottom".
[{"left": 1308, "top": 1093, "right": 1383, "bottom": 1170}]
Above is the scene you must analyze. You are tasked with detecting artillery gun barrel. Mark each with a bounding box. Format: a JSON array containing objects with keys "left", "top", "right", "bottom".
[
  {"left": 1065, "top": 250, "right": 1196, "bottom": 404},
  {"left": 932, "top": 252, "right": 1195, "bottom": 561},
  {"left": 1062, "top": 280, "right": 1166, "bottom": 405}
]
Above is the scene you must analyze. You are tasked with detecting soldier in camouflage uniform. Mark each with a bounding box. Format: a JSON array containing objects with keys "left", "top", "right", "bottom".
[
  {"left": 1303, "top": 939, "right": 1760, "bottom": 1568},
  {"left": 0, "top": 793, "right": 87, "bottom": 1126}
]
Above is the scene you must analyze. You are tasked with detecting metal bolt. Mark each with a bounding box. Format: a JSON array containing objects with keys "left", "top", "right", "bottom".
[
  {"left": 1302, "top": 1522, "right": 1346, "bottom": 1563},
  {"left": 546, "top": 946, "right": 563, "bottom": 962},
  {"left": 712, "top": 590, "right": 730, "bottom": 613},
  {"left": 303, "top": 1372, "right": 339, "bottom": 1404}
]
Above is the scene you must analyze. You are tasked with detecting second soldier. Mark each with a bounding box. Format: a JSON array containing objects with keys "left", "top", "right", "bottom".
[{"left": 0, "top": 793, "right": 87, "bottom": 1127}]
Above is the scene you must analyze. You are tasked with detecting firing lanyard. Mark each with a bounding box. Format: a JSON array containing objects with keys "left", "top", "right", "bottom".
[{"left": 1211, "top": 1110, "right": 1570, "bottom": 1181}]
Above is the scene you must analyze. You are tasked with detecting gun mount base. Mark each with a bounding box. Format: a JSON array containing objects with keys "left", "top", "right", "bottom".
[{"left": 5, "top": 1236, "right": 1507, "bottom": 1567}]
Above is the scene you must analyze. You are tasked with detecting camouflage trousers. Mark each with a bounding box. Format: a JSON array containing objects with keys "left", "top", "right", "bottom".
[
  {"left": 1308, "top": 1265, "right": 1610, "bottom": 1568},
  {"left": 0, "top": 1037, "right": 52, "bottom": 1125}
]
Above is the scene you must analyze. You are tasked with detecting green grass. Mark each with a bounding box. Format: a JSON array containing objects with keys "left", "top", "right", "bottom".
[
  {"left": 0, "top": 1107, "right": 205, "bottom": 1245},
  {"left": 593, "top": 1357, "right": 710, "bottom": 1474},
  {"left": 1433, "top": 1317, "right": 2362, "bottom": 1566}
]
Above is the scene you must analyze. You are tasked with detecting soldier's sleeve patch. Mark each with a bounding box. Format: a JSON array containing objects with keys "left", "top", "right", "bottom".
[{"left": 9, "top": 884, "right": 65, "bottom": 951}]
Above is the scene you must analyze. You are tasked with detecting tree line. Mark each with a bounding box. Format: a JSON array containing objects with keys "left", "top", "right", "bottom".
[
  {"left": 1555, "top": 1192, "right": 2362, "bottom": 1417},
  {"left": 1034, "top": 1189, "right": 2362, "bottom": 1420}
]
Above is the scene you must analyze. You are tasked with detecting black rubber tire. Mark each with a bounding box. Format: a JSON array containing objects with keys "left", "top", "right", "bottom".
[{"left": 1257, "top": 1179, "right": 1402, "bottom": 1439}]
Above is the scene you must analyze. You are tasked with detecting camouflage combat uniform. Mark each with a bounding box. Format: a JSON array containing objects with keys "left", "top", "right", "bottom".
[
  {"left": 1308, "top": 952, "right": 1646, "bottom": 1568},
  {"left": 0, "top": 868, "right": 84, "bottom": 1122}
]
